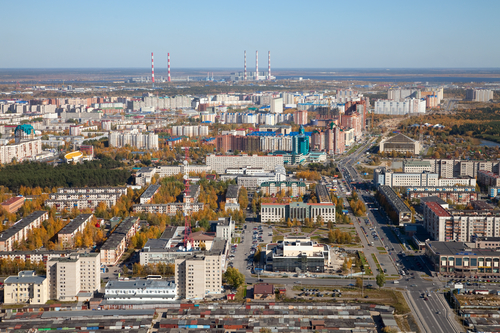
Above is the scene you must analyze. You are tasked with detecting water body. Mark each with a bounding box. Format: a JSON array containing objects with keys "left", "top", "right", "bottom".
[
  {"left": 479, "top": 139, "right": 500, "bottom": 147},
  {"left": 275, "top": 75, "right": 500, "bottom": 83}
]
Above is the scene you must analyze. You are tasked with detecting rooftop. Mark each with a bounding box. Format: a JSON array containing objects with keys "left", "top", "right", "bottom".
[
  {"left": 105, "top": 279, "right": 175, "bottom": 290},
  {"left": 58, "top": 214, "right": 93, "bottom": 235},
  {"left": 140, "top": 184, "right": 161, "bottom": 199},
  {"left": 1, "top": 196, "right": 25, "bottom": 206},
  {"left": 0, "top": 211, "right": 47, "bottom": 240},
  {"left": 226, "top": 185, "right": 240, "bottom": 199},
  {"left": 424, "top": 201, "right": 451, "bottom": 217},
  {"left": 101, "top": 216, "right": 139, "bottom": 250},
  {"left": 426, "top": 241, "right": 500, "bottom": 256},
  {"left": 419, "top": 196, "right": 447, "bottom": 205},
  {"left": 4, "top": 271, "right": 46, "bottom": 285}
]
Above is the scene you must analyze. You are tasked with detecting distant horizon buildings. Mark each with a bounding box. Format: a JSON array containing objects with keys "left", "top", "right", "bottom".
[{"left": 109, "top": 130, "right": 158, "bottom": 149}]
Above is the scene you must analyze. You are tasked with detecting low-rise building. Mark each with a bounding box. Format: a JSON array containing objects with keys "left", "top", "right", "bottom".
[
  {"left": 261, "top": 202, "right": 336, "bottom": 223},
  {"left": 3, "top": 270, "right": 48, "bottom": 305},
  {"left": 265, "top": 237, "right": 331, "bottom": 273},
  {"left": 225, "top": 185, "right": 240, "bottom": 204},
  {"left": 426, "top": 241, "right": 500, "bottom": 277},
  {"left": 100, "top": 216, "right": 140, "bottom": 266},
  {"left": 379, "top": 133, "right": 421, "bottom": 154},
  {"left": 57, "top": 214, "right": 93, "bottom": 247},
  {"left": 45, "top": 187, "right": 127, "bottom": 211},
  {"left": 0, "top": 196, "right": 25, "bottom": 214},
  {"left": 0, "top": 211, "right": 49, "bottom": 252},
  {"left": 132, "top": 202, "right": 204, "bottom": 215},
  {"left": 403, "top": 160, "right": 433, "bottom": 173},
  {"left": 253, "top": 283, "right": 275, "bottom": 300},
  {"left": 0, "top": 249, "right": 75, "bottom": 263},
  {"left": 104, "top": 279, "right": 176, "bottom": 303},
  {"left": 139, "top": 184, "right": 160, "bottom": 204}
]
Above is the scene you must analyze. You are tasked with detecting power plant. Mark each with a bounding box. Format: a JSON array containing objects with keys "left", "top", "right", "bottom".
[{"left": 231, "top": 50, "right": 275, "bottom": 81}]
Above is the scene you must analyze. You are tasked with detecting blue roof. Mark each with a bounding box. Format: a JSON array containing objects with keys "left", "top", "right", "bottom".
[
  {"left": 286, "top": 131, "right": 312, "bottom": 137},
  {"left": 248, "top": 131, "right": 283, "bottom": 137},
  {"left": 167, "top": 137, "right": 182, "bottom": 142}
]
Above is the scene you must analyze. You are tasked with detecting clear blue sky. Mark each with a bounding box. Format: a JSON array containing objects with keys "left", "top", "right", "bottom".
[{"left": 1, "top": 0, "right": 499, "bottom": 68}]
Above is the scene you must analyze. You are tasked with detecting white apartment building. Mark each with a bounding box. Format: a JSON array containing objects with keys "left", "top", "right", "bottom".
[
  {"left": 47, "top": 252, "right": 101, "bottom": 301},
  {"left": 135, "top": 165, "right": 211, "bottom": 186},
  {"left": 3, "top": 271, "right": 48, "bottom": 305},
  {"left": 403, "top": 161, "right": 433, "bottom": 173},
  {"left": 0, "top": 139, "right": 42, "bottom": 164},
  {"left": 374, "top": 169, "right": 476, "bottom": 187},
  {"left": 206, "top": 154, "right": 284, "bottom": 174},
  {"left": 0, "top": 211, "right": 49, "bottom": 252},
  {"left": 374, "top": 98, "right": 426, "bottom": 115},
  {"left": 175, "top": 253, "right": 222, "bottom": 300},
  {"left": 109, "top": 131, "right": 158, "bottom": 150},
  {"left": 171, "top": 125, "right": 209, "bottom": 137}
]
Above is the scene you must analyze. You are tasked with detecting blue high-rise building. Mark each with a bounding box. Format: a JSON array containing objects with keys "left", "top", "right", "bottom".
[{"left": 292, "top": 125, "right": 310, "bottom": 155}]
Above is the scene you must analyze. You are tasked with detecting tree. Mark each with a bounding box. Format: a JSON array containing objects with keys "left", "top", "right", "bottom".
[
  {"left": 223, "top": 267, "right": 245, "bottom": 289},
  {"left": 382, "top": 327, "right": 399, "bottom": 333},
  {"left": 376, "top": 273, "right": 386, "bottom": 288},
  {"left": 355, "top": 277, "right": 363, "bottom": 289},
  {"left": 238, "top": 186, "right": 249, "bottom": 210},
  {"left": 316, "top": 215, "right": 323, "bottom": 228},
  {"left": 327, "top": 220, "right": 333, "bottom": 230}
]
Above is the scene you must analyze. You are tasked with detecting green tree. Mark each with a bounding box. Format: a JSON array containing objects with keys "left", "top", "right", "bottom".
[
  {"left": 223, "top": 267, "right": 245, "bottom": 289},
  {"left": 376, "top": 273, "right": 386, "bottom": 289}
]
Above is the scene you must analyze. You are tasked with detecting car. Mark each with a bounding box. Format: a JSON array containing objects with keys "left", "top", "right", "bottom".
[
  {"left": 424, "top": 297, "right": 428, "bottom": 301},
  {"left": 294, "top": 281, "right": 301, "bottom": 284}
]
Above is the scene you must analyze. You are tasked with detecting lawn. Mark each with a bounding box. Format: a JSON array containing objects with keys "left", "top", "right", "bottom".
[
  {"left": 272, "top": 235, "right": 284, "bottom": 243},
  {"left": 376, "top": 247, "right": 385, "bottom": 251},
  {"left": 358, "top": 252, "right": 373, "bottom": 275}
]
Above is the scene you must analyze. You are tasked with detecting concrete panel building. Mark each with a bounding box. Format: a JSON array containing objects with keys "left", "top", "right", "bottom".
[
  {"left": 3, "top": 271, "right": 48, "bottom": 305},
  {"left": 0, "top": 196, "right": 25, "bottom": 214},
  {"left": 0, "top": 211, "right": 49, "bottom": 252},
  {"left": 47, "top": 252, "right": 101, "bottom": 301},
  {"left": 57, "top": 214, "right": 93, "bottom": 247},
  {"left": 100, "top": 216, "right": 140, "bottom": 266},
  {"left": 261, "top": 202, "right": 335, "bottom": 223},
  {"left": 206, "top": 154, "right": 284, "bottom": 174}
]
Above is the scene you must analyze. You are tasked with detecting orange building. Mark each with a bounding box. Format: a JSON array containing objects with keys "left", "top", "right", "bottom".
[{"left": 0, "top": 196, "right": 25, "bottom": 214}]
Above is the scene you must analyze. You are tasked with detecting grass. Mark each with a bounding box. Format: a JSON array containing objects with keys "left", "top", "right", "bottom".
[
  {"left": 272, "top": 235, "right": 284, "bottom": 243},
  {"left": 358, "top": 252, "right": 373, "bottom": 275},
  {"left": 371, "top": 253, "right": 383, "bottom": 273},
  {"left": 234, "top": 285, "right": 247, "bottom": 301},
  {"left": 376, "top": 247, "right": 386, "bottom": 251},
  {"left": 232, "top": 237, "right": 241, "bottom": 244}
]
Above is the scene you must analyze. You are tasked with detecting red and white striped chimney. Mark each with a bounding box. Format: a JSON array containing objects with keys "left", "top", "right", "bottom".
[
  {"left": 255, "top": 50, "right": 259, "bottom": 80},
  {"left": 167, "top": 53, "right": 171, "bottom": 82},
  {"left": 268, "top": 51, "right": 271, "bottom": 80},
  {"left": 151, "top": 52, "right": 155, "bottom": 87}
]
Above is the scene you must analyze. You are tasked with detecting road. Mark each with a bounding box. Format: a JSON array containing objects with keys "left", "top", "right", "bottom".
[{"left": 336, "top": 137, "right": 462, "bottom": 333}]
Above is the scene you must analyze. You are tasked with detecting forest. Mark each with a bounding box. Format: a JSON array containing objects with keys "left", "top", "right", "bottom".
[{"left": 0, "top": 157, "right": 131, "bottom": 190}]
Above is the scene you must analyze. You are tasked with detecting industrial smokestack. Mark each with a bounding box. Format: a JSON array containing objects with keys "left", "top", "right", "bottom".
[
  {"left": 151, "top": 52, "right": 155, "bottom": 87},
  {"left": 255, "top": 50, "right": 259, "bottom": 81},
  {"left": 168, "top": 53, "right": 171, "bottom": 82},
  {"left": 244, "top": 50, "right": 247, "bottom": 81},
  {"left": 268, "top": 51, "right": 271, "bottom": 80}
]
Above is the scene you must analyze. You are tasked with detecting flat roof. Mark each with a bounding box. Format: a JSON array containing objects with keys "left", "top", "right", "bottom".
[
  {"left": 40, "top": 309, "right": 155, "bottom": 319},
  {"left": 101, "top": 217, "right": 139, "bottom": 250},
  {"left": 1, "top": 196, "right": 25, "bottom": 206},
  {"left": 419, "top": 196, "right": 447, "bottom": 205},
  {"left": 58, "top": 214, "right": 93, "bottom": 235},
  {"left": 106, "top": 279, "right": 175, "bottom": 290},
  {"left": 140, "top": 184, "right": 161, "bottom": 199},
  {"left": 226, "top": 185, "right": 240, "bottom": 199},
  {"left": 5, "top": 272, "right": 46, "bottom": 285},
  {"left": 427, "top": 241, "right": 500, "bottom": 256},
  {"left": 379, "top": 186, "right": 412, "bottom": 214}
]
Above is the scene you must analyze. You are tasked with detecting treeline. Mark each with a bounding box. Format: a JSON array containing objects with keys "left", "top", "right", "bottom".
[
  {"left": 450, "top": 121, "right": 500, "bottom": 143},
  {"left": 0, "top": 258, "right": 46, "bottom": 276},
  {"left": 0, "top": 157, "right": 130, "bottom": 190}
]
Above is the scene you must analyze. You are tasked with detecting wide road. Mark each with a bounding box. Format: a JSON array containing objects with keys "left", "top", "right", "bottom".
[{"left": 338, "top": 137, "right": 462, "bottom": 333}]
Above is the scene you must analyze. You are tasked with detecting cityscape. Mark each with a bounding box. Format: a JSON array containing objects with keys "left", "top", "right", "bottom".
[{"left": 1, "top": 1, "right": 500, "bottom": 333}]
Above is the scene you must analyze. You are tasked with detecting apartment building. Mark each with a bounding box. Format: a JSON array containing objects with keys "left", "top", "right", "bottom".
[
  {"left": 374, "top": 98, "right": 426, "bottom": 115},
  {"left": 423, "top": 159, "right": 500, "bottom": 179},
  {"left": 261, "top": 202, "right": 335, "bottom": 223},
  {"left": 374, "top": 168, "right": 476, "bottom": 187},
  {"left": 45, "top": 187, "right": 127, "bottom": 211},
  {"left": 0, "top": 250, "right": 75, "bottom": 263},
  {"left": 109, "top": 131, "right": 158, "bottom": 150},
  {"left": 57, "top": 214, "right": 93, "bottom": 247},
  {"left": 132, "top": 202, "right": 204, "bottom": 215},
  {"left": 100, "top": 216, "right": 140, "bottom": 266},
  {"left": 260, "top": 181, "right": 306, "bottom": 197},
  {"left": 47, "top": 252, "right": 101, "bottom": 301},
  {"left": 406, "top": 186, "right": 477, "bottom": 205},
  {"left": 0, "top": 211, "right": 49, "bottom": 252},
  {"left": 206, "top": 154, "right": 284, "bottom": 174},
  {"left": 0, "top": 139, "right": 43, "bottom": 164},
  {"left": 175, "top": 240, "right": 226, "bottom": 300},
  {"left": 139, "top": 184, "right": 160, "bottom": 204},
  {"left": 3, "top": 271, "right": 48, "bottom": 305},
  {"left": 135, "top": 165, "right": 211, "bottom": 186},
  {"left": 171, "top": 125, "right": 209, "bottom": 137},
  {"left": 378, "top": 185, "right": 412, "bottom": 226},
  {"left": 423, "top": 201, "right": 500, "bottom": 242},
  {"left": 465, "top": 89, "right": 494, "bottom": 102},
  {"left": 478, "top": 170, "right": 500, "bottom": 187}
]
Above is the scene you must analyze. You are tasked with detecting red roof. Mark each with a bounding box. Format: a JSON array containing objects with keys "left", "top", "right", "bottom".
[
  {"left": 1, "top": 196, "right": 25, "bottom": 206},
  {"left": 425, "top": 201, "right": 450, "bottom": 217},
  {"left": 254, "top": 283, "right": 274, "bottom": 295}
]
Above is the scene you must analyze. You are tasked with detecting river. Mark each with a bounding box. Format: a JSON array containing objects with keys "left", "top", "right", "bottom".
[{"left": 479, "top": 139, "right": 500, "bottom": 147}]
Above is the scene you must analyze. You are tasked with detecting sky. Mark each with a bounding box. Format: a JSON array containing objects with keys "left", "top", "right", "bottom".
[{"left": 1, "top": 0, "right": 499, "bottom": 68}]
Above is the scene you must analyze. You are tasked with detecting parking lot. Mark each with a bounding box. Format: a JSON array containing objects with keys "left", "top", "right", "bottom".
[{"left": 232, "top": 222, "right": 274, "bottom": 277}]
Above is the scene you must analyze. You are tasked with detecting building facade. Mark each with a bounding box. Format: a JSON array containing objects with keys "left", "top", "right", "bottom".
[
  {"left": 3, "top": 271, "right": 48, "bottom": 305},
  {"left": 100, "top": 217, "right": 140, "bottom": 266},
  {"left": 0, "top": 211, "right": 49, "bottom": 252}
]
